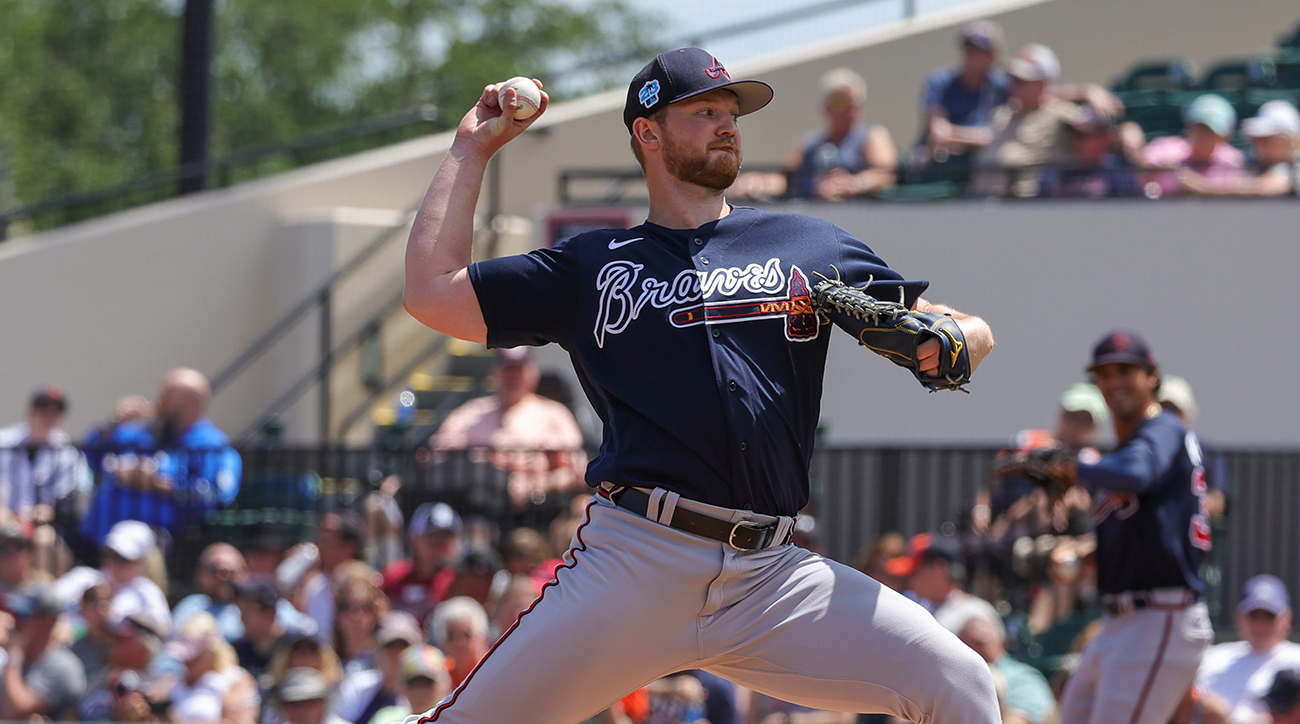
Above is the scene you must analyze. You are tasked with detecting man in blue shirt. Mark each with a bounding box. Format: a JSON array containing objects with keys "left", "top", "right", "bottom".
[
  {"left": 1058, "top": 331, "right": 1214, "bottom": 724},
  {"left": 82, "top": 368, "right": 240, "bottom": 552},
  {"left": 916, "top": 20, "right": 1010, "bottom": 169},
  {"left": 400, "top": 48, "right": 997, "bottom": 724}
]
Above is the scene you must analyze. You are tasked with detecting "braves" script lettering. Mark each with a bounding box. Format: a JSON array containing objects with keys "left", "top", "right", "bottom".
[{"left": 593, "top": 258, "right": 787, "bottom": 347}]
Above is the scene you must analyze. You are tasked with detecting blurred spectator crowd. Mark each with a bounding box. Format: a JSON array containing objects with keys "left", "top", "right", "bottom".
[
  {"left": 730, "top": 18, "right": 1300, "bottom": 202},
  {"left": 0, "top": 328, "right": 1296, "bottom": 723}
]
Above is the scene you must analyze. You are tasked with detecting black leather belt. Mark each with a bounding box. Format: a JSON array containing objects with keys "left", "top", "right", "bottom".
[
  {"left": 608, "top": 487, "right": 789, "bottom": 551},
  {"left": 1103, "top": 589, "right": 1198, "bottom": 616}
]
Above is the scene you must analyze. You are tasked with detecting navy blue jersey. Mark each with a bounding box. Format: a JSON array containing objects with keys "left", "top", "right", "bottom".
[
  {"left": 470, "top": 206, "right": 927, "bottom": 516},
  {"left": 1078, "top": 410, "right": 1211, "bottom": 595}
]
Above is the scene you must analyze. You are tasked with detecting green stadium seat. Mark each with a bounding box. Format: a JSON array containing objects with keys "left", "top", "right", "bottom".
[
  {"left": 1111, "top": 60, "right": 1197, "bottom": 93},
  {"left": 1201, "top": 58, "right": 1276, "bottom": 92}
]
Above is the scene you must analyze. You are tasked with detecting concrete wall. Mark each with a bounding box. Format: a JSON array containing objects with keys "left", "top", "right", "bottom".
[{"left": 804, "top": 199, "right": 1300, "bottom": 447}]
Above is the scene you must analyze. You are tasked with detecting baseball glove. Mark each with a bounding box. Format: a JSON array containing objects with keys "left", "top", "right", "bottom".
[
  {"left": 811, "top": 270, "right": 972, "bottom": 392},
  {"left": 992, "top": 440, "right": 1078, "bottom": 501}
]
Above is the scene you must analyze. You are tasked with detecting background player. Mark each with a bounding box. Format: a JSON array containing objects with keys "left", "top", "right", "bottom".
[
  {"left": 400, "top": 48, "right": 997, "bottom": 723},
  {"left": 1057, "top": 330, "right": 1214, "bottom": 724}
]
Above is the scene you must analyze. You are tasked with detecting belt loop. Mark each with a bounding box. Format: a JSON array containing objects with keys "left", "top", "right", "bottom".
[
  {"left": 774, "top": 516, "right": 796, "bottom": 546},
  {"left": 658, "top": 491, "right": 680, "bottom": 526},
  {"left": 647, "top": 488, "right": 666, "bottom": 521}
]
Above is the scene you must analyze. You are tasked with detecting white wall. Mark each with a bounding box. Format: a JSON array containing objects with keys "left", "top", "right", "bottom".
[{"left": 806, "top": 199, "right": 1300, "bottom": 447}]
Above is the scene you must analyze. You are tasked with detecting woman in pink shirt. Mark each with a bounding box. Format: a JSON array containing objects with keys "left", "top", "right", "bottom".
[{"left": 1140, "top": 93, "right": 1244, "bottom": 197}]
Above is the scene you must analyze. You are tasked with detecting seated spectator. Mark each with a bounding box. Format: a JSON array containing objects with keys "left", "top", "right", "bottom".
[
  {"left": 0, "top": 384, "right": 90, "bottom": 574},
  {"left": 916, "top": 19, "right": 1009, "bottom": 172},
  {"left": 334, "top": 612, "right": 422, "bottom": 724},
  {"left": 731, "top": 67, "right": 897, "bottom": 200},
  {"left": 265, "top": 632, "right": 344, "bottom": 692},
  {"left": 1265, "top": 669, "right": 1300, "bottom": 724},
  {"left": 103, "top": 520, "right": 172, "bottom": 636},
  {"left": 0, "top": 515, "right": 36, "bottom": 594},
  {"left": 333, "top": 575, "right": 386, "bottom": 676},
  {"left": 363, "top": 476, "right": 404, "bottom": 572},
  {"left": 487, "top": 575, "right": 541, "bottom": 641},
  {"left": 1180, "top": 100, "right": 1300, "bottom": 197},
  {"left": 745, "top": 689, "right": 850, "bottom": 723},
  {"left": 273, "top": 668, "right": 350, "bottom": 724},
  {"left": 851, "top": 531, "right": 907, "bottom": 592},
  {"left": 78, "top": 609, "right": 169, "bottom": 722},
  {"left": 1141, "top": 93, "right": 1245, "bottom": 197},
  {"left": 448, "top": 546, "right": 505, "bottom": 607},
  {"left": 1039, "top": 105, "right": 1141, "bottom": 198},
  {"left": 72, "top": 580, "right": 116, "bottom": 683},
  {"left": 174, "top": 542, "right": 248, "bottom": 641},
  {"left": 167, "top": 611, "right": 260, "bottom": 724},
  {"left": 646, "top": 673, "right": 712, "bottom": 723},
  {"left": 1197, "top": 575, "right": 1300, "bottom": 722},
  {"left": 973, "top": 43, "right": 1080, "bottom": 197},
  {"left": 426, "top": 596, "right": 490, "bottom": 689},
  {"left": 82, "top": 368, "right": 242, "bottom": 550},
  {"left": 365, "top": 645, "right": 452, "bottom": 724},
  {"left": 888, "top": 532, "right": 997, "bottom": 632},
  {"left": 1, "top": 581, "right": 88, "bottom": 720},
  {"left": 955, "top": 610, "right": 1055, "bottom": 724},
  {"left": 382, "top": 503, "right": 463, "bottom": 628},
  {"left": 83, "top": 394, "right": 154, "bottom": 450},
  {"left": 500, "top": 526, "right": 558, "bottom": 583},
  {"left": 299, "top": 512, "right": 365, "bottom": 639},
  {"left": 233, "top": 575, "right": 311, "bottom": 680},
  {"left": 431, "top": 347, "right": 587, "bottom": 510}
]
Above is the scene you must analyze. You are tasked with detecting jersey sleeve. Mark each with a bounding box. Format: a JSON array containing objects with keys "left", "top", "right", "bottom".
[
  {"left": 1078, "top": 418, "right": 1183, "bottom": 494},
  {"left": 824, "top": 225, "right": 930, "bottom": 339},
  {"left": 468, "top": 241, "right": 581, "bottom": 349}
]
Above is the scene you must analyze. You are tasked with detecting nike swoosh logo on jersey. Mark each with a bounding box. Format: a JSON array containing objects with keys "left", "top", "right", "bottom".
[{"left": 608, "top": 237, "right": 643, "bottom": 250}]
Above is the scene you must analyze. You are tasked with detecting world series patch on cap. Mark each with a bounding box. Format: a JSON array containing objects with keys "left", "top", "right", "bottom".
[{"left": 624, "top": 48, "right": 774, "bottom": 132}]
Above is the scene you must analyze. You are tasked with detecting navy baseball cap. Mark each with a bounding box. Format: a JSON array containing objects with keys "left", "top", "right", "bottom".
[
  {"left": 1087, "top": 330, "right": 1156, "bottom": 372},
  {"left": 1265, "top": 668, "right": 1300, "bottom": 713},
  {"left": 1238, "top": 574, "right": 1291, "bottom": 615},
  {"left": 624, "top": 48, "right": 774, "bottom": 133},
  {"left": 408, "top": 502, "right": 463, "bottom": 538}
]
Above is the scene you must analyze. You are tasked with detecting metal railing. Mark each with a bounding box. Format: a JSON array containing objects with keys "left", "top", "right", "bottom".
[
  {"left": 0, "top": 105, "right": 440, "bottom": 241},
  {"left": 4, "top": 442, "right": 1296, "bottom": 633}
]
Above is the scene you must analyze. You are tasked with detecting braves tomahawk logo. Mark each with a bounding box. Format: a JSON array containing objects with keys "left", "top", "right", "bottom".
[
  {"left": 705, "top": 58, "right": 730, "bottom": 80},
  {"left": 593, "top": 258, "right": 822, "bottom": 348}
]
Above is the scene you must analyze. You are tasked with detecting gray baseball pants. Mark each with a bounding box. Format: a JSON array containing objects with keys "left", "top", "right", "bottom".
[
  {"left": 405, "top": 490, "right": 1000, "bottom": 724},
  {"left": 1059, "top": 600, "right": 1212, "bottom": 724}
]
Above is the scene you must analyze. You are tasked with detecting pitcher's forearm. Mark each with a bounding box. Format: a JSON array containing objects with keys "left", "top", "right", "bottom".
[{"left": 406, "top": 144, "right": 492, "bottom": 286}]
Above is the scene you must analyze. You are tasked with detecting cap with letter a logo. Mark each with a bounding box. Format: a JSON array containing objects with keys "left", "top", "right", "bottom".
[{"left": 623, "top": 47, "right": 774, "bottom": 132}]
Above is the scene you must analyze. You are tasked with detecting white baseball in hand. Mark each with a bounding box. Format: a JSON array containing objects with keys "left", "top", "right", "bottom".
[{"left": 497, "top": 76, "right": 542, "bottom": 120}]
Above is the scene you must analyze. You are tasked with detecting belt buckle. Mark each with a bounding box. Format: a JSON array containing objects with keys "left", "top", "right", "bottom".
[{"left": 728, "top": 520, "right": 766, "bottom": 551}]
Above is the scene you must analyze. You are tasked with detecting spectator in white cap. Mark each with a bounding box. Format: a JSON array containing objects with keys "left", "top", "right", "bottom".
[
  {"left": 166, "top": 611, "right": 259, "bottom": 724},
  {"left": 334, "top": 611, "right": 423, "bottom": 724},
  {"left": 102, "top": 520, "right": 171, "bottom": 636},
  {"left": 1141, "top": 93, "right": 1245, "bottom": 197},
  {"left": 364, "top": 644, "right": 451, "bottom": 724},
  {"left": 275, "top": 667, "right": 350, "bottom": 724},
  {"left": 1196, "top": 575, "right": 1300, "bottom": 723},
  {"left": 1180, "top": 99, "right": 1300, "bottom": 197},
  {"left": 382, "top": 502, "right": 464, "bottom": 628},
  {"left": 975, "top": 44, "right": 1078, "bottom": 197}
]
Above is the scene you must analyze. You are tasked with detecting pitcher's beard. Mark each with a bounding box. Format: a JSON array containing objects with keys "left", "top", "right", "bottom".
[{"left": 664, "top": 140, "right": 741, "bottom": 191}]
